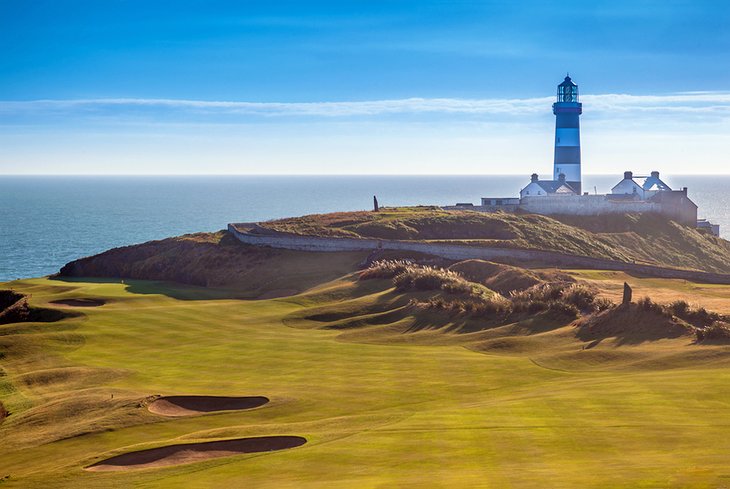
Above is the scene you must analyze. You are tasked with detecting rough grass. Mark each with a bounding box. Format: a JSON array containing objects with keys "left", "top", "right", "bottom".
[
  {"left": 565, "top": 269, "right": 730, "bottom": 314},
  {"left": 259, "top": 208, "right": 730, "bottom": 273},
  {"left": 361, "top": 260, "right": 606, "bottom": 324},
  {"left": 697, "top": 321, "right": 730, "bottom": 343},
  {"left": 576, "top": 302, "right": 695, "bottom": 344},
  {"left": 448, "top": 259, "right": 544, "bottom": 294}
]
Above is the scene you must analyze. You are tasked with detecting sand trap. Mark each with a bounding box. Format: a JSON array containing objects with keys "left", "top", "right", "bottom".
[
  {"left": 148, "top": 395, "right": 269, "bottom": 417},
  {"left": 50, "top": 298, "right": 106, "bottom": 307},
  {"left": 86, "top": 436, "right": 306, "bottom": 471}
]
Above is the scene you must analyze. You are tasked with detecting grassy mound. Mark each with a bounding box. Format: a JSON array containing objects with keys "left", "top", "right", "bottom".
[
  {"left": 57, "top": 231, "right": 367, "bottom": 297},
  {"left": 348, "top": 260, "right": 609, "bottom": 337},
  {"left": 697, "top": 322, "right": 730, "bottom": 343},
  {"left": 449, "top": 259, "right": 550, "bottom": 294},
  {"left": 576, "top": 301, "right": 695, "bottom": 344},
  {"left": 259, "top": 208, "right": 730, "bottom": 273}
]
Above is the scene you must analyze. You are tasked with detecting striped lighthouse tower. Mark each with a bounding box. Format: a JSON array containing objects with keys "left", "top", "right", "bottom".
[{"left": 553, "top": 75, "right": 582, "bottom": 195}]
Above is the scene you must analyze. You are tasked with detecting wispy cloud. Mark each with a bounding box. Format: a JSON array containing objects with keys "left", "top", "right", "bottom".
[{"left": 2, "top": 92, "right": 730, "bottom": 119}]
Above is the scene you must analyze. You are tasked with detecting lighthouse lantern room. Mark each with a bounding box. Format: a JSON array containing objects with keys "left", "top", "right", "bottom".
[{"left": 553, "top": 75, "right": 583, "bottom": 194}]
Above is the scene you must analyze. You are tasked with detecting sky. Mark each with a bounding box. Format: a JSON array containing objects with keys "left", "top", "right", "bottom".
[{"left": 1, "top": 0, "right": 729, "bottom": 175}]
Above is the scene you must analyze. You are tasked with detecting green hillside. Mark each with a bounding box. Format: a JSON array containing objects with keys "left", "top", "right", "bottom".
[
  {"left": 58, "top": 231, "right": 367, "bottom": 298},
  {"left": 259, "top": 207, "right": 730, "bottom": 273}
]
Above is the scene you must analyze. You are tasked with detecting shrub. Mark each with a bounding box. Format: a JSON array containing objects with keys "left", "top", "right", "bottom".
[
  {"left": 636, "top": 296, "right": 669, "bottom": 316},
  {"left": 510, "top": 283, "right": 565, "bottom": 304},
  {"left": 697, "top": 321, "right": 730, "bottom": 342},
  {"left": 394, "top": 266, "right": 462, "bottom": 291},
  {"left": 546, "top": 301, "right": 580, "bottom": 320},
  {"left": 635, "top": 299, "right": 725, "bottom": 328},
  {"left": 672, "top": 305, "right": 722, "bottom": 328},
  {"left": 360, "top": 260, "right": 412, "bottom": 280},
  {"left": 561, "top": 284, "right": 597, "bottom": 311},
  {"left": 418, "top": 295, "right": 512, "bottom": 319},
  {"left": 593, "top": 297, "right": 615, "bottom": 312},
  {"left": 381, "top": 262, "right": 493, "bottom": 300},
  {"left": 668, "top": 300, "right": 690, "bottom": 317}
]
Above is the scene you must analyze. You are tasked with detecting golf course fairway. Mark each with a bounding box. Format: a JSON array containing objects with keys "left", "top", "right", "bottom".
[{"left": 2, "top": 274, "right": 730, "bottom": 488}]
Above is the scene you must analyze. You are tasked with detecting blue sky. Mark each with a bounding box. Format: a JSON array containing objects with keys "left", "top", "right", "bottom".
[{"left": 1, "top": 0, "right": 729, "bottom": 174}]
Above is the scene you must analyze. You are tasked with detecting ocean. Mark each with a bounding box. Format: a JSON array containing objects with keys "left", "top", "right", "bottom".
[{"left": 1, "top": 175, "right": 728, "bottom": 282}]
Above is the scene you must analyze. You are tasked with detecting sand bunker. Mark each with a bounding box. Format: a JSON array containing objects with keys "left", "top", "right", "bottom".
[
  {"left": 148, "top": 395, "right": 269, "bottom": 417},
  {"left": 86, "top": 436, "right": 306, "bottom": 471},
  {"left": 50, "top": 298, "right": 106, "bottom": 307}
]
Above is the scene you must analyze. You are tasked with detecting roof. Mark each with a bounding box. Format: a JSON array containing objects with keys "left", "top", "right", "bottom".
[
  {"left": 558, "top": 75, "right": 577, "bottom": 87},
  {"left": 611, "top": 178, "right": 642, "bottom": 191},
  {"left": 611, "top": 174, "right": 672, "bottom": 192},
  {"left": 528, "top": 180, "right": 576, "bottom": 194},
  {"left": 639, "top": 175, "right": 671, "bottom": 192}
]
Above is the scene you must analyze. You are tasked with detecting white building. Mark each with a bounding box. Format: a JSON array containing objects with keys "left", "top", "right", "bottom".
[
  {"left": 611, "top": 171, "right": 671, "bottom": 200},
  {"left": 519, "top": 173, "right": 576, "bottom": 199}
]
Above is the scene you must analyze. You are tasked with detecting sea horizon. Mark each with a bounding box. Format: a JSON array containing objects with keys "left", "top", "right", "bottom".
[{"left": 2, "top": 174, "right": 728, "bottom": 282}]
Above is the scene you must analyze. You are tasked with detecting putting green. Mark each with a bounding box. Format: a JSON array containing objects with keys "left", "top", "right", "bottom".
[{"left": 2, "top": 276, "right": 730, "bottom": 488}]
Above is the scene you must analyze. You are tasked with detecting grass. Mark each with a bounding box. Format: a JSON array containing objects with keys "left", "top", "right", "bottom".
[
  {"left": 256, "top": 207, "right": 730, "bottom": 273},
  {"left": 58, "top": 231, "right": 367, "bottom": 297},
  {"left": 564, "top": 269, "right": 730, "bottom": 314},
  {"left": 2, "top": 271, "right": 730, "bottom": 488}
]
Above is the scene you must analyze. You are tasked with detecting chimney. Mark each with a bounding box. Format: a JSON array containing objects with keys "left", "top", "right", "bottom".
[
  {"left": 531, "top": 173, "right": 538, "bottom": 182},
  {"left": 624, "top": 171, "right": 633, "bottom": 180},
  {"left": 558, "top": 173, "right": 566, "bottom": 183},
  {"left": 651, "top": 171, "right": 659, "bottom": 178}
]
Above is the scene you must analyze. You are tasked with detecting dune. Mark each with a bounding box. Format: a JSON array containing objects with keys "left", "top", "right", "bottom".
[{"left": 86, "top": 436, "right": 306, "bottom": 471}]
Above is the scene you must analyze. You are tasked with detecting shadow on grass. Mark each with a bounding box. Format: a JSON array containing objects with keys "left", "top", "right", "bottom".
[
  {"left": 575, "top": 304, "right": 693, "bottom": 346},
  {"left": 50, "top": 276, "right": 257, "bottom": 301}
]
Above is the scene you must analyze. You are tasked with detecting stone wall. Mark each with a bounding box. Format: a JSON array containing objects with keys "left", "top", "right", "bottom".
[
  {"left": 228, "top": 224, "right": 730, "bottom": 284},
  {"left": 520, "top": 195, "right": 663, "bottom": 216},
  {"left": 443, "top": 194, "right": 697, "bottom": 226}
]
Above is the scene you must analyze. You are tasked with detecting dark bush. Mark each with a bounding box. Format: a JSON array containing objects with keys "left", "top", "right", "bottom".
[
  {"left": 636, "top": 297, "right": 669, "bottom": 316},
  {"left": 697, "top": 321, "right": 730, "bottom": 342},
  {"left": 668, "top": 300, "right": 690, "bottom": 317},
  {"left": 360, "top": 260, "right": 412, "bottom": 280},
  {"left": 561, "top": 284, "right": 597, "bottom": 311},
  {"left": 593, "top": 297, "right": 615, "bottom": 312},
  {"left": 546, "top": 301, "right": 580, "bottom": 320}
]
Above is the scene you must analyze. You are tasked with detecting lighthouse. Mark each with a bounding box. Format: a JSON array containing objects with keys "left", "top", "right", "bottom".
[{"left": 553, "top": 75, "right": 582, "bottom": 194}]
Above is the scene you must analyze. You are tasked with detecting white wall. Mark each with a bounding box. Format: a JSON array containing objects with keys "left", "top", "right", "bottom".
[{"left": 611, "top": 179, "right": 644, "bottom": 198}]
